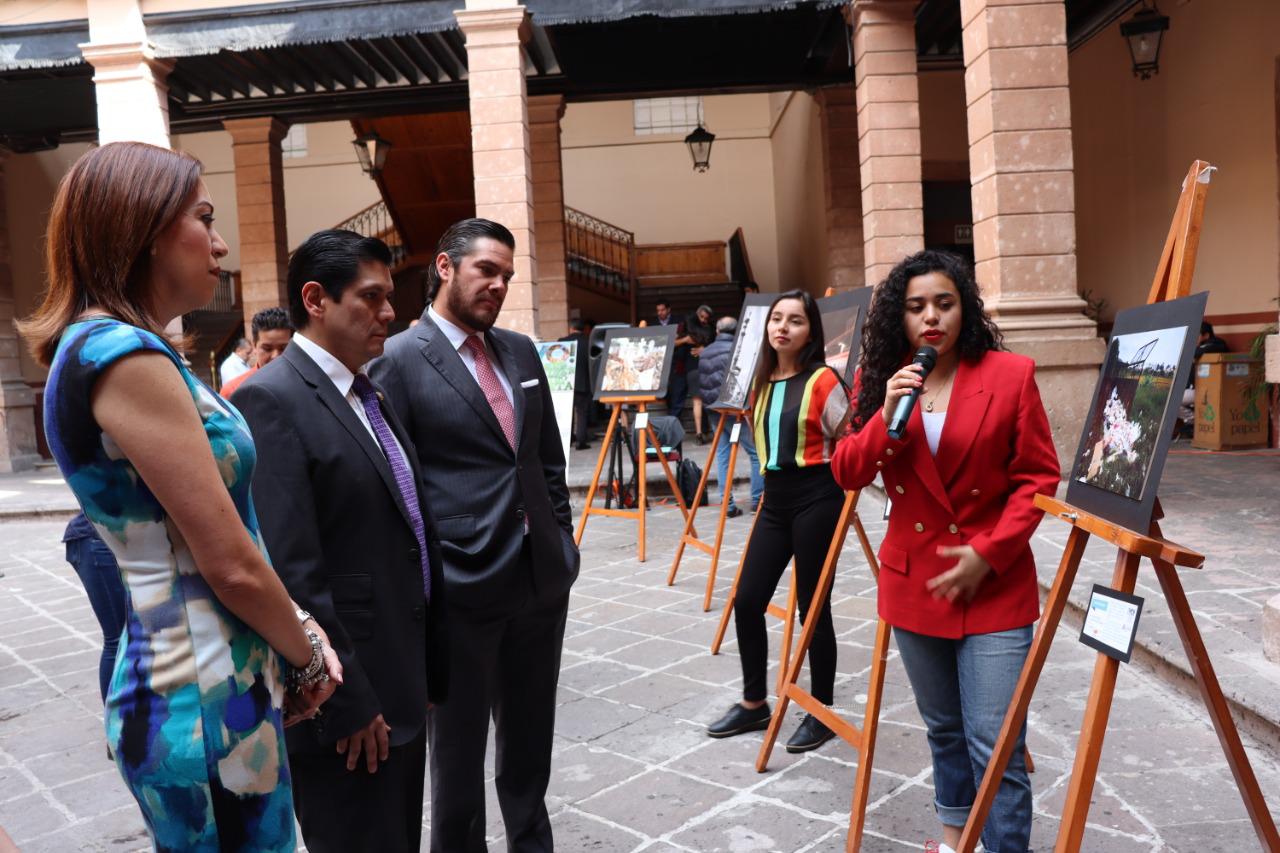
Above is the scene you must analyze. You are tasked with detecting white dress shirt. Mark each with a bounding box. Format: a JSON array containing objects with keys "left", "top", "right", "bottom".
[
  {"left": 219, "top": 352, "right": 251, "bottom": 385},
  {"left": 427, "top": 304, "right": 514, "bottom": 406},
  {"left": 292, "top": 332, "right": 410, "bottom": 467}
]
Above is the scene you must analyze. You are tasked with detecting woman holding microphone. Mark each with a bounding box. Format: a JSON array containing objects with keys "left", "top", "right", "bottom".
[
  {"left": 831, "top": 250, "right": 1059, "bottom": 852},
  {"left": 706, "top": 290, "right": 851, "bottom": 753}
]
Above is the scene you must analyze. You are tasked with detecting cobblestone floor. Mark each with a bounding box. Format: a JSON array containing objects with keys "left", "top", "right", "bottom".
[{"left": 1, "top": 501, "right": 1278, "bottom": 851}]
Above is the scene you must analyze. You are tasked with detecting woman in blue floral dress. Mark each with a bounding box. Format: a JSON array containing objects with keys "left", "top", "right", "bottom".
[{"left": 22, "top": 142, "right": 341, "bottom": 852}]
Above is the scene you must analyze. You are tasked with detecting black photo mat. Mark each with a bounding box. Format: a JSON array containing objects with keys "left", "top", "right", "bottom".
[
  {"left": 817, "top": 288, "right": 873, "bottom": 389},
  {"left": 711, "top": 293, "right": 774, "bottom": 411},
  {"left": 593, "top": 325, "right": 677, "bottom": 401},
  {"left": 1064, "top": 291, "right": 1207, "bottom": 532}
]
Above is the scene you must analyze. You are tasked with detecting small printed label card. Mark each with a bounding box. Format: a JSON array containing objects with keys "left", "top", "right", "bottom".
[{"left": 1079, "top": 584, "right": 1145, "bottom": 663}]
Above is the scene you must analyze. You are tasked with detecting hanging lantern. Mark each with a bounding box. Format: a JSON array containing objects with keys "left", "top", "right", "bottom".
[
  {"left": 683, "top": 125, "right": 715, "bottom": 173},
  {"left": 1120, "top": 1, "right": 1169, "bottom": 80},
  {"left": 352, "top": 131, "right": 392, "bottom": 177}
]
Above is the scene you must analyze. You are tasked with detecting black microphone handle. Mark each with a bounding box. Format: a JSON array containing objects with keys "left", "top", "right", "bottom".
[{"left": 886, "top": 388, "right": 920, "bottom": 440}]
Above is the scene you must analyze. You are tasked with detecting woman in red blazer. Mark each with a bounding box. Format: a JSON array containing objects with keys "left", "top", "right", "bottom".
[{"left": 831, "top": 251, "right": 1059, "bottom": 853}]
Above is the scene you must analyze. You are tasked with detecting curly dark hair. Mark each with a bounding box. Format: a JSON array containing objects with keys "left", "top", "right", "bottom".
[{"left": 853, "top": 250, "right": 1003, "bottom": 430}]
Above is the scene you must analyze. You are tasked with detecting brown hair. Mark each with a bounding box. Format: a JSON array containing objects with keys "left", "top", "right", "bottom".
[{"left": 18, "top": 142, "right": 203, "bottom": 366}]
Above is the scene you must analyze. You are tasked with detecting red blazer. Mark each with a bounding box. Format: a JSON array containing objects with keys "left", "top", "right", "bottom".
[{"left": 831, "top": 350, "right": 1059, "bottom": 638}]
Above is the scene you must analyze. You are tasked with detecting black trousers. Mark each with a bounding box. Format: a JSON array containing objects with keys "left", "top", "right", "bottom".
[
  {"left": 571, "top": 391, "right": 591, "bottom": 445},
  {"left": 289, "top": 726, "right": 427, "bottom": 853},
  {"left": 428, "top": 546, "right": 570, "bottom": 853},
  {"left": 734, "top": 465, "right": 845, "bottom": 705}
]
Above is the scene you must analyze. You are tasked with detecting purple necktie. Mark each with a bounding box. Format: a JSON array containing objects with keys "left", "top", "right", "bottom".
[{"left": 351, "top": 374, "right": 430, "bottom": 600}]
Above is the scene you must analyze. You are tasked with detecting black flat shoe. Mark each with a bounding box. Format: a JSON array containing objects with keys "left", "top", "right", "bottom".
[
  {"left": 785, "top": 713, "right": 836, "bottom": 753},
  {"left": 706, "top": 702, "right": 771, "bottom": 738},
  {"left": 725, "top": 505, "right": 743, "bottom": 518}
]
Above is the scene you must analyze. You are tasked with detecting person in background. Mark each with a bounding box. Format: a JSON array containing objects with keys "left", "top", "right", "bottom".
[
  {"left": 686, "top": 304, "right": 716, "bottom": 443},
  {"left": 696, "top": 316, "right": 763, "bottom": 518},
  {"left": 831, "top": 250, "right": 1059, "bottom": 853},
  {"left": 62, "top": 513, "right": 127, "bottom": 706},
  {"left": 1178, "top": 320, "right": 1231, "bottom": 436},
  {"left": 655, "top": 300, "right": 691, "bottom": 419},
  {"left": 559, "top": 317, "right": 593, "bottom": 450},
  {"left": 21, "top": 141, "right": 340, "bottom": 852},
  {"left": 706, "top": 290, "right": 849, "bottom": 753},
  {"left": 219, "top": 306, "right": 294, "bottom": 399},
  {"left": 219, "top": 336, "right": 252, "bottom": 386}
]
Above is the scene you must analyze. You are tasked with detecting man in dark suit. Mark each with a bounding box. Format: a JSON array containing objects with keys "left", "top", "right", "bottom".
[
  {"left": 232, "top": 230, "right": 448, "bottom": 853},
  {"left": 559, "top": 317, "right": 593, "bottom": 450},
  {"left": 369, "top": 218, "right": 578, "bottom": 853}
]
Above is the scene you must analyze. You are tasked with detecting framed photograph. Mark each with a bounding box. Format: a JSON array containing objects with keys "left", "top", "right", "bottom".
[
  {"left": 817, "top": 288, "right": 873, "bottom": 388},
  {"left": 1065, "top": 292, "right": 1207, "bottom": 532},
  {"left": 712, "top": 294, "right": 774, "bottom": 411},
  {"left": 594, "top": 325, "right": 677, "bottom": 400}
]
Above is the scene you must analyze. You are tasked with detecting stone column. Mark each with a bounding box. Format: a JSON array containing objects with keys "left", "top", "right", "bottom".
[
  {"left": 962, "top": 0, "right": 1104, "bottom": 463},
  {"left": 224, "top": 117, "right": 290, "bottom": 328},
  {"left": 80, "top": 0, "right": 172, "bottom": 147},
  {"left": 529, "top": 94, "right": 568, "bottom": 339},
  {"left": 0, "top": 154, "right": 41, "bottom": 472},
  {"left": 456, "top": 0, "right": 539, "bottom": 338},
  {"left": 850, "top": 0, "right": 925, "bottom": 287},
  {"left": 816, "top": 88, "right": 865, "bottom": 293}
]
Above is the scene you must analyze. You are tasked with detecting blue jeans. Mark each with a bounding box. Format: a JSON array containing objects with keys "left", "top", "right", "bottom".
[
  {"left": 64, "top": 528, "right": 128, "bottom": 704},
  {"left": 894, "top": 625, "right": 1034, "bottom": 853},
  {"left": 713, "top": 412, "right": 763, "bottom": 511}
]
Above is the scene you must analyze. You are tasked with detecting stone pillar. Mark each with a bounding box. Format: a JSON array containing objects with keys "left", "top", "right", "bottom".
[
  {"left": 0, "top": 154, "right": 41, "bottom": 472},
  {"left": 224, "top": 117, "right": 290, "bottom": 328},
  {"left": 529, "top": 94, "right": 568, "bottom": 339},
  {"left": 80, "top": 0, "right": 172, "bottom": 147},
  {"left": 851, "top": 0, "right": 925, "bottom": 287},
  {"left": 457, "top": 0, "right": 538, "bottom": 338},
  {"left": 816, "top": 88, "right": 865, "bottom": 293},
  {"left": 962, "top": 0, "right": 1104, "bottom": 463}
]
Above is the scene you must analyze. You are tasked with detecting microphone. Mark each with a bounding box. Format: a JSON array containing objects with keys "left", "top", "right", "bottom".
[{"left": 886, "top": 346, "right": 937, "bottom": 440}]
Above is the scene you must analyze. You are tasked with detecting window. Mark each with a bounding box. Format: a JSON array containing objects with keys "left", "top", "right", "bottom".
[
  {"left": 633, "top": 96, "right": 704, "bottom": 136},
  {"left": 281, "top": 124, "right": 308, "bottom": 159}
]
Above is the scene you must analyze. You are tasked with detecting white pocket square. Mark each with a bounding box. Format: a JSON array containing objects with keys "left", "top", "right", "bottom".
[{"left": 520, "top": 378, "right": 540, "bottom": 388}]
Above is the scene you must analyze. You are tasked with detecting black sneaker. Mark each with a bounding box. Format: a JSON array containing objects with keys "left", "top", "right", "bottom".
[
  {"left": 725, "top": 505, "right": 743, "bottom": 518},
  {"left": 706, "top": 702, "right": 771, "bottom": 738},
  {"left": 785, "top": 713, "right": 836, "bottom": 753}
]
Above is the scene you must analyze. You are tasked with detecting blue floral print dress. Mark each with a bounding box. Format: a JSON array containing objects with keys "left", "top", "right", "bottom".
[{"left": 44, "top": 319, "right": 294, "bottom": 852}]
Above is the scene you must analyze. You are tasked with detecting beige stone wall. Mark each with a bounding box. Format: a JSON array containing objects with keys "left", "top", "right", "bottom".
[
  {"left": 0, "top": 0, "right": 87, "bottom": 24},
  {"left": 768, "top": 92, "right": 829, "bottom": 294},
  {"left": 1071, "top": 0, "right": 1280, "bottom": 321},
  {"left": 5, "top": 143, "right": 94, "bottom": 383},
  {"left": 175, "top": 121, "right": 379, "bottom": 272},
  {"left": 560, "top": 94, "right": 782, "bottom": 292}
]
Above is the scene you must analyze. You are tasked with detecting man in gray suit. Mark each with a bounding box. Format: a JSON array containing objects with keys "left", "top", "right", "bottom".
[{"left": 369, "top": 218, "right": 578, "bottom": 852}]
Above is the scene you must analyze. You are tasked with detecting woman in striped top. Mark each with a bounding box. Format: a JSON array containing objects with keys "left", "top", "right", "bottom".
[{"left": 706, "top": 290, "right": 851, "bottom": 752}]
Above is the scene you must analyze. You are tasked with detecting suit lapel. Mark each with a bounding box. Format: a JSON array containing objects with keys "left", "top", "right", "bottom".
[
  {"left": 903, "top": 401, "right": 955, "bottom": 516},
  {"left": 934, "top": 358, "right": 990, "bottom": 487},
  {"left": 282, "top": 346, "right": 413, "bottom": 529},
  {"left": 417, "top": 318, "right": 512, "bottom": 452},
  {"left": 489, "top": 331, "right": 525, "bottom": 452}
]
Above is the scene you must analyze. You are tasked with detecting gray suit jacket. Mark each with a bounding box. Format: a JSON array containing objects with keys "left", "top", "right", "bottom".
[{"left": 368, "top": 315, "right": 578, "bottom": 610}]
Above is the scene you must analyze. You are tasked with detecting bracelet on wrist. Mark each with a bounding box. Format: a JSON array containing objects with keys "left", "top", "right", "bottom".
[{"left": 286, "top": 628, "right": 328, "bottom": 693}]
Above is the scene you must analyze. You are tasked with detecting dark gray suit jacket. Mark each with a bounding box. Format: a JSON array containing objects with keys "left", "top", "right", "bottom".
[
  {"left": 232, "top": 343, "right": 449, "bottom": 753},
  {"left": 368, "top": 315, "right": 578, "bottom": 610}
]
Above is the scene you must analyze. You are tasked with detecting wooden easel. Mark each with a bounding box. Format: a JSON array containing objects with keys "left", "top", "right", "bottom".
[
  {"left": 743, "top": 489, "right": 887, "bottom": 852},
  {"left": 667, "top": 408, "right": 752, "bottom": 611},
  {"left": 574, "top": 396, "right": 692, "bottom": 562},
  {"left": 957, "top": 161, "right": 1280, "bottom": 852}
]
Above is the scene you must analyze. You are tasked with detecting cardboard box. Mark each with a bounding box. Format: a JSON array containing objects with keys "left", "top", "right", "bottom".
[{"left": 1192, "top": 353, "right": 1267, "bottom": 450}]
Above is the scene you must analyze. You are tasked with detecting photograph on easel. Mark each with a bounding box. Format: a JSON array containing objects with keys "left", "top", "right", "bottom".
[
  {"left": 711, "top": 293, "right": 773, "bottom": 411},
  {"left": 594, "top": 325, "right": 677, "bottom": 400},
  {"left": 1065, "top": 291, "right": 1207, "bottom": 531},
  {"left": 817, "top": 287, "right": 873, "bottom": 388}
]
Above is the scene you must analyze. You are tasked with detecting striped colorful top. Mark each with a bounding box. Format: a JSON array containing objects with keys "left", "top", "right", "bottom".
[{"left": 753, "top": 364, "right": 851, "bottom": 472}]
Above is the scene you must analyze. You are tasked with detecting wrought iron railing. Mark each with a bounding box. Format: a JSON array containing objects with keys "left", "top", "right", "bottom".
[
  {"left": 336, "top": 200, "right": 408, "bottom": 268},
  {"left": 565, "top": 206, "right": 635, "bottom": 303}
]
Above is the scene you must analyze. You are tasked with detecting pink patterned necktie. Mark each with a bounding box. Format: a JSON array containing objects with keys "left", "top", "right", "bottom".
[{"left": 464, "top": 334, "right": 516, "bottom": 449}]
